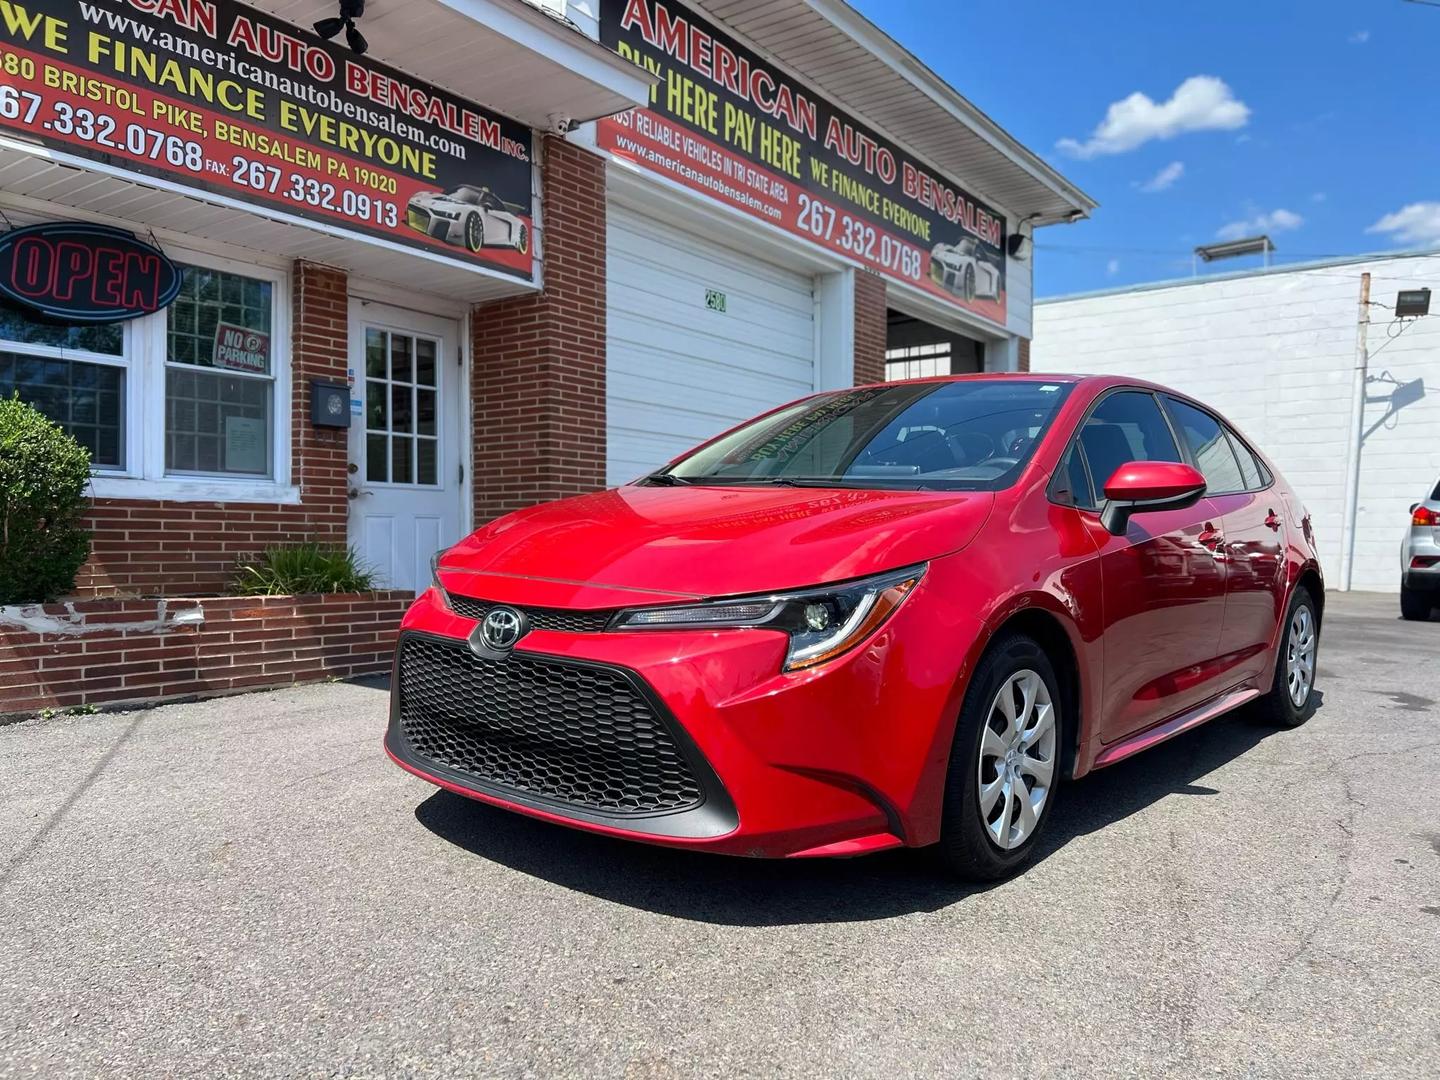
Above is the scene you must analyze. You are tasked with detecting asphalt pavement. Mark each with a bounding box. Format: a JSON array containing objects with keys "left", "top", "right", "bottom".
[{"left": 1, "top": 591, "right": 1437, "bottom": 1079}]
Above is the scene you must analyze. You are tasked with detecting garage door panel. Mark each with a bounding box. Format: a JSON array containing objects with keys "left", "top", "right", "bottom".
[
  {"left": 607, "top": 325, "right": 817, "bottom": 390},
  {"left": 606, "top": 204, "right": 817, "bottom": 487}
]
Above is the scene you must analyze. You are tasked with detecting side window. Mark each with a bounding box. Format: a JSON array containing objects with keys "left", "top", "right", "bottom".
[
  {"left": 1078, "top": 391, "right": 1182, "bottom": 498},
  {"left": 1053, "top": 443, "right": 1096, "bottom": 509},
  {"left": 1164, "top": 397, "right": 1245, "bottom": 494},
  {"left": 1225, "top": 427, "right": 1264, "bottom": 490}
]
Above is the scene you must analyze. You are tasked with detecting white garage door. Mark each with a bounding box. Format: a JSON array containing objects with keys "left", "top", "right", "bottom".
[{"left": 606, "top": 205, "right": 817, "bottom": 485}]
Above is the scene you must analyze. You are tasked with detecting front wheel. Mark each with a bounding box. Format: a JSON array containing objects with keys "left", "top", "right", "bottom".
[
  {"left": 1401, "top": 586, "right": 1434, "bottom": 622},
  {"left": 464, "top": 213, "right": 483, "bottom": 253},
  {"left": 963, "top": 265, "right": 977, "bottom": 302},
  {"left": 935, "top": 634, "right": 1063, "bottom": 881},
  {"left": 1257, "top": 586, "right": 1319, "bottom": 727}
]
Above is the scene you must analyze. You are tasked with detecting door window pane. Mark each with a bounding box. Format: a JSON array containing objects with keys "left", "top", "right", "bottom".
[
  {"left": 1225, "top": 428, "right": 1264, "bottom": 490},
  {"left": 367, "top": 433, "right": 389, "bottom": 482},
  {"left": 417, "top": 439, "right": 438, "bottom": 486},
  {"left": 1079, "top": 391, "right": 1182, "bottom": 496},
  {"left": 0, "top": 351, "right": 125, "bottom": 467},
  {"left": 1164, "top": 397, "right": 1245, "bottom": 494}
]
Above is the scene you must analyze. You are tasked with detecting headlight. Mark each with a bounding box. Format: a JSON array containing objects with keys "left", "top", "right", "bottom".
[{"left": 611, "top": 565, "right": 924, "bottom": 672}]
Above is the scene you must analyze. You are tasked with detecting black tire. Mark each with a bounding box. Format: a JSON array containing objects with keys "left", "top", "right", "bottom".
[
  {"left": 1257, "top": 586, "right": 1320, "bottom": 728},
  {"left": 516, "top": 225, "right": 529, "bottom": 254},
  {"left": 1400, "top": 586, "right": 1434, "bottom": 622},
  {"left": 464, "top": 213, "right": 483, "bottom": 253},
  {"left": 963, "top": 265, "right": 977, "bottom": 302},
  {"left": 935, "top": 633, "right": 1063, "bottom": 881}
]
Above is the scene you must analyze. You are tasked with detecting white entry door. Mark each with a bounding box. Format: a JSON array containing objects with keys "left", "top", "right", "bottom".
[{"left": 347, "top": 302, "right": 464, "bottom": 593}]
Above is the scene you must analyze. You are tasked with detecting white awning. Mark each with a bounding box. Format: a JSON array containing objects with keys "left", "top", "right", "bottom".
[{"left": 250, "top": 0, "right": 656, "bottom": 128}]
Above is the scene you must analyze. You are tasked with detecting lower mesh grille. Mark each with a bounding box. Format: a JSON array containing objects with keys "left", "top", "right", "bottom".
[{"left": 396, "top": 635, "right": 704, "bottom": 815}]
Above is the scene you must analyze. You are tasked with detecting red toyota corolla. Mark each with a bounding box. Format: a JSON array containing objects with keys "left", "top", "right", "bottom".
[{"left": 386, "top": 375, "right": 1323, "bottom": 879}]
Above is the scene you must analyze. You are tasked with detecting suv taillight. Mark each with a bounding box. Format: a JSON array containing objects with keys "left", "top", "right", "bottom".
[{"left": 1415, "top": 506, "right": 1439, "bottom": 527}]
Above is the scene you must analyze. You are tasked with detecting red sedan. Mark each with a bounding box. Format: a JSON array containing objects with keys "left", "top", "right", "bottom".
[{"left": 387, "top": 375, "right": 1323, "bottom": 880}]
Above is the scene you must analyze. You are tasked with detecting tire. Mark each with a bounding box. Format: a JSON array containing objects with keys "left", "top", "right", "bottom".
[
  {"left": 1257, "top": 586, "right": 1320, "bottom": 727},
  {"left": 935, "top": 633, "right": 1063, "bottom": 881},
  {"left": 963, "top": 265, "right": 977, "bottom": 302},
  {"left": 1401, "top": 586, "right": 1434, "bottom": 622},
  {"left": 464, "top": 213, "right": 483, "bottom": 253},
  {"left": 515, "top": 225, "right": 529, "bottom": 254}
]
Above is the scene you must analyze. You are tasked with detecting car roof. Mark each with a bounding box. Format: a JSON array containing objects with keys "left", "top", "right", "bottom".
[{"left": 853, "top": 373, "right": 1177, "bottom": 395}]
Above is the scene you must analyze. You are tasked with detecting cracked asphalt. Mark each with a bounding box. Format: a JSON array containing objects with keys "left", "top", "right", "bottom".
[{"left": 1, "top": 591, "right": 1437, "bottom": 1079}]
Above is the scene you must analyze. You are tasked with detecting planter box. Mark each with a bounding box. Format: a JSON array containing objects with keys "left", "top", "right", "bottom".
[{"left": 0, "top": 592, "right": 413, "bottom": 719}]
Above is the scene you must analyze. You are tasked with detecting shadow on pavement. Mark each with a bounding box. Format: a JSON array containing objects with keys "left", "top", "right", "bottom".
[{"left": 414, "top": 701, "right": 1308, "bottom": 927}]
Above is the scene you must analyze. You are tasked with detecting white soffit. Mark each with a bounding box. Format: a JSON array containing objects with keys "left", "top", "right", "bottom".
[
  {"left": 690, "top": 0, "right": 1095, "bottom": 224},
  {"left": 247, "top": 0, "right": 656, "bottom": 126},
  {"left": 0, "top": 144, "right": 536, "bottom": 303}
]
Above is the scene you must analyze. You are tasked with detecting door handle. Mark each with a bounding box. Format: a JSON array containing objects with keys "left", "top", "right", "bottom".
[
  {"left": 347, "top": 488, "right": 371, "bottom": 501},
  {"left": 1264, "top": 509, "right": 1283, "bottom": 531}
]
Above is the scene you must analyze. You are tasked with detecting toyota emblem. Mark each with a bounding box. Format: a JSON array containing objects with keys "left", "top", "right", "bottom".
[{"left": 479, "top": 606, "right": 526, "bottom": 651}]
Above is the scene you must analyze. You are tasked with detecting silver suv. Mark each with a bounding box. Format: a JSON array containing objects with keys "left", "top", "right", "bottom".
[{"left": 1402, "top": 475, "right": 1440, "bottom": 621}]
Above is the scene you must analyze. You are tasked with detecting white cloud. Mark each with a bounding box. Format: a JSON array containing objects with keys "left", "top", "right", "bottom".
[
  {"left": 1057, "top": 76, "right": 1251, "bottom": 158},
  {"left": 1106, "top": 259, "right": 1121, "bottom": 277},
  {"left": 1216, "top": 208, "right": 1303, "bottom": 241},
  {"left": 1368, "top": 203, "right": 1440, "bottom": 247},
  {"left": 1349, "top": 30, "right": 1370, "bottom": 44},
  {"left": 1136, "top": 161, "right": 1185, "bottom": 193}
]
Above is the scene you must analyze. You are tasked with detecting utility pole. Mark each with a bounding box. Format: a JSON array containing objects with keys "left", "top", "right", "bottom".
[{"left": 1339, "top": 272, "right": 1370, "bottom": 592}]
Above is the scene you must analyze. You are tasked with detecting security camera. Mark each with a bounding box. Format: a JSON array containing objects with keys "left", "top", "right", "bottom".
[{"left": 547, "top": 114, "right": 575, "bottom": 136}]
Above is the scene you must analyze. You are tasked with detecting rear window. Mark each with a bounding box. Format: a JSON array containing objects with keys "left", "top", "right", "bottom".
[{"left": 1433, "top": 479, "right": 1440, "bottom": 501}]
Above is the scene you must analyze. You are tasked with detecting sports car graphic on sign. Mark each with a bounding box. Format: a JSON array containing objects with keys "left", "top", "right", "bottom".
[
  {"left": 406, "top": 186, "right": 530, "bottom": 255},
  {"left": 930, "top": 238, "right": 1003, "bottom": 302}
]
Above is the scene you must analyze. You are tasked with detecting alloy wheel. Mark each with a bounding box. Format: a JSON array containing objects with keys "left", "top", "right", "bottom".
[
  {"left": 1286, "top": 605, "right": 1317, "bottom": 707},
  {"left": 977, "top": 669, "right": 1057, "bottom": 850}
]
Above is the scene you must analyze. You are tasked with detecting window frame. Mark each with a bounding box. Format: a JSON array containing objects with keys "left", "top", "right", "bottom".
[
  {"left": 1047, "top": 386, "right": 1184, "bottom": 511},
  {"left": 1158, "top": 394, "right": 1274, "bottom": 496},
  {"left": 0, "top": 318, "right": 136, "bottom": 474},
  {"left": 81, "top": 244, "right": 297, "bottom": 504}
]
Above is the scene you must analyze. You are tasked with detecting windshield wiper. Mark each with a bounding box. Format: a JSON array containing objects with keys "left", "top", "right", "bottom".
[{"left": 640, "top": 472, "right": 692, "bottom": 486}]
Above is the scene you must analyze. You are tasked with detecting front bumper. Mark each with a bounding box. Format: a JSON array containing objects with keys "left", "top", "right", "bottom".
[{"left": 386, "top": 578, "right": 979, "bottom": 858}]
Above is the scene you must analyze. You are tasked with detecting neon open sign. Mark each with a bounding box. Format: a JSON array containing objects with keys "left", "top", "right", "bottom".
[{"left": 0, "top": 222, "right": 182, "bottom": 323}]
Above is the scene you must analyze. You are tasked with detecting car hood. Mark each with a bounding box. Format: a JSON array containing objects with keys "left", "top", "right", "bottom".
[{"left": 441, "top": 484, "right": 994, "bottom": 604}]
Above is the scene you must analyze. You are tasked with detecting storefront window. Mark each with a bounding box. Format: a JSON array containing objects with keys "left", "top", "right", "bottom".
[
  {"left": 165, "top": 267, "right": 274, "bottom": 478},
  {"left": 0, "top": 303, "right": 127, "bottom": 469}
]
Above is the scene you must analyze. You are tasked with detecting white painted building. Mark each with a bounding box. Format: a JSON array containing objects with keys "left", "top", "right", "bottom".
[{"left": 1033, "top": 251, "right": 1440, "bottom": 592}]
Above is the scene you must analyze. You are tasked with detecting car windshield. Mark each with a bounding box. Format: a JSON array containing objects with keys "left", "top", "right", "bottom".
[
  {"left": 662, "top": 380, "right": 1073, "bottom": 491},
  {"left": 451, "top": 187, "right": 483, "bottom": 204}
]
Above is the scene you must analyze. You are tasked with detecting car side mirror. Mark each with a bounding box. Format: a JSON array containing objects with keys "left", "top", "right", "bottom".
[{"left": 1100, "top": 462, "right": 1207, "bottom": 535}]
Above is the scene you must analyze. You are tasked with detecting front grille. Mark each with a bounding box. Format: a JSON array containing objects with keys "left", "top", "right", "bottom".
[
  {"left": 396, "top": 635, "right": 704, "bottom": 815},
  {"left": 445, "top": 593, "right": 614, "bottom": 634}
]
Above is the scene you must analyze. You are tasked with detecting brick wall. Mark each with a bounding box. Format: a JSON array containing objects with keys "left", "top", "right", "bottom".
[
  {"left": 0, "top": 592, "right": 410, "bottom": 717},
  {"left": 854, "top": 270, "right": 887, "bottom": 385},
  {"left": 74, "top": 261, "right": 350, "bottom": 598},
  {"left": 468, "top": 136, "right": 608, "bottom": 525}
]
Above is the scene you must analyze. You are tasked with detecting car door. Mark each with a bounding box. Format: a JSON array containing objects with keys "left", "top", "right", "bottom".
[
  {"left": 1062, "top": 390, "right": 1230, "bottom": 743},
  {"left": 1163, "top": 397, "right": 1286, "bottom": 685}
]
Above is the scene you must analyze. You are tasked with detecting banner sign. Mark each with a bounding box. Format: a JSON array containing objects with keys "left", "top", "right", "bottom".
[
  {"left": 0, "top": 0, "right": 535, "bottom": 280},
  {"left": 0, "top": 220, "right": 181, "bottom": 321},
  {"left": 598, "top": 0, "right": 1008, "bottom": 323}
]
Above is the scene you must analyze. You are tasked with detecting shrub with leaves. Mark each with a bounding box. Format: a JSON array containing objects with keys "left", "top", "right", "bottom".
[
  {"left": 0, "top": 396, "right": 92, "bottom": 605},
  {"left": 231, "top": 542, "right": 377, "bottom": 596}
]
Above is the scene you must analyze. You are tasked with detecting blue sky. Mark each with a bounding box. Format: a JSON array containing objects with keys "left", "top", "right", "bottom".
[{"left": 851, "top": 0, "right": 1440, "bottom": 297}]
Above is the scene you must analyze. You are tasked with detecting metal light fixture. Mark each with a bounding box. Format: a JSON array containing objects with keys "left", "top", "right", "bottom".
[{"left": 315, "top": 0, "right": 367, "bottom": 53}]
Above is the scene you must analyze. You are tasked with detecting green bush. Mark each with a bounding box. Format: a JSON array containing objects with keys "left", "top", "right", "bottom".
[
  {"left": 0, "top": 396, "right": 92, "bottom": 605},
  {"left": 231, "top": 542, "right": 377, "bottom": 596}
]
